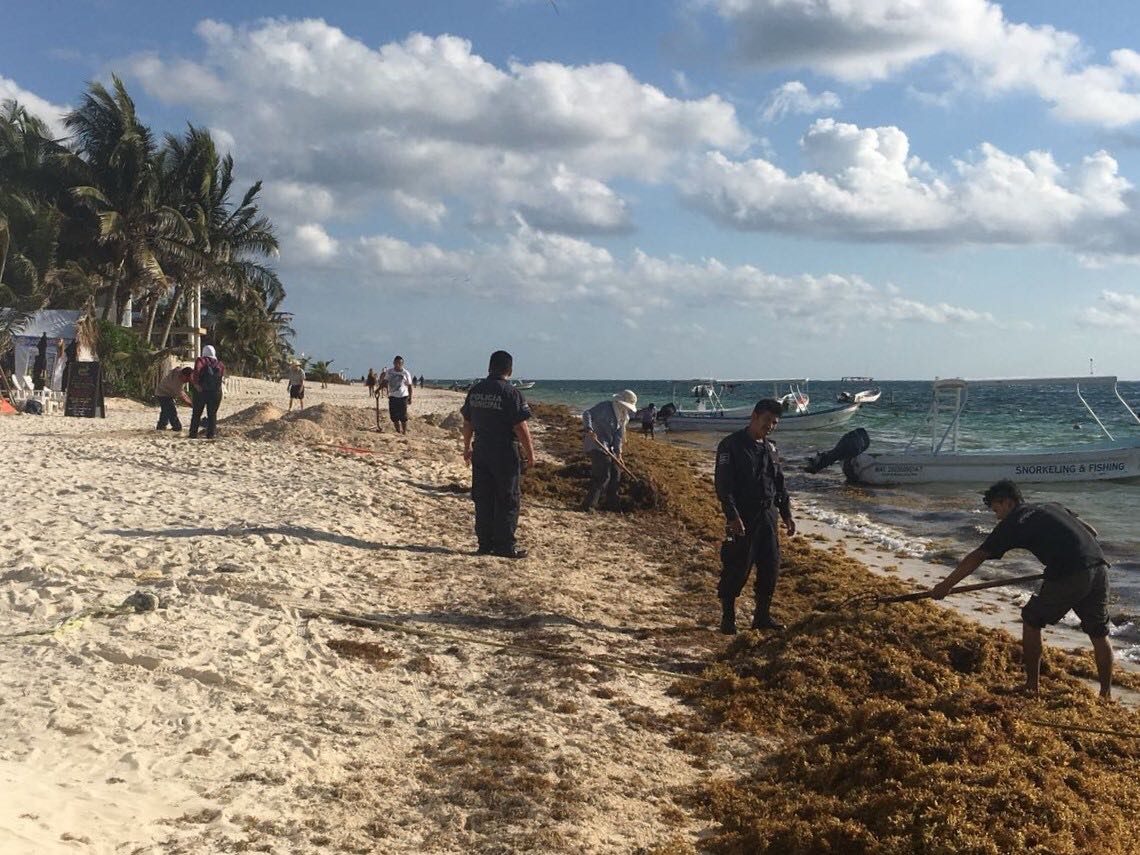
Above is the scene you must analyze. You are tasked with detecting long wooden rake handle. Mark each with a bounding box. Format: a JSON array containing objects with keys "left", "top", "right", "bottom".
[
  {"left": 877, "top": 573, "right": 1044, "bottom": 605},
  {"left": 589, "top": 431, "right": 638, "bottom": 479}
]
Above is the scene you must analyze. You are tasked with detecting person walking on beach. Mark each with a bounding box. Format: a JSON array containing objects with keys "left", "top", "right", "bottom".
[
  {"left": 155, "top": 366, "right": 192, "bottom": 431},
  {"left": 581, "top": 390, "right": 638, "bottom": 512},
  {"left": 32, "top": 333, "right": 47, "bottom": 390},
  {"left": 366, "top": 368, "right": 377, "bottom": 397},
  {"left": 461, "top": 350, "right": 536, "bottom": 559},
  {"left": 931, "top": 479, "right": 1114, "bottom": 699},
  {"left": 639, "top": 403, "right": 658, "bottom": 438},
  {"left": 386, "top": 355, "right": 413, "bottom": 434},
  {"left": 286, "top": 360, "right": 306, "bottom": 411},
  {"left": 714, "top": 399, "right": 796, "bottom": 634},
  {"left": 378, "top": 367, "right": 389, "bottom": 398},
  {"left": 189, "top": 345, "right": 225, "bottom": 439}
]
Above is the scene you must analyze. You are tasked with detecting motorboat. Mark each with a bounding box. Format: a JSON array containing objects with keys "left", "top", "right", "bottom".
[
  {"left": 664, "top": 403, "right": 861, "bottom": 433},
  {"left": 837, "top": 387, "right": 881, "bottom": 404},
  {"left": 808, "top": 376, "right": 1140, "bottom": 484},
  {"left": 662, "top": 378, "right": 860, "bottom": 433},
  {"left": 512, "top": 380, "right": 536, "bottom": 390}
]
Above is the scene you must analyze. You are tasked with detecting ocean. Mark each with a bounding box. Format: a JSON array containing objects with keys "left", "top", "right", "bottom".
[{"left": 495, "top": 378, "right": 1140, "bottom": 663}]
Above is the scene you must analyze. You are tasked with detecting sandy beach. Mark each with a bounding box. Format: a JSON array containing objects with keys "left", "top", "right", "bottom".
[{"left": 2, "top": 381, "right": 1138, "bottom": 853}]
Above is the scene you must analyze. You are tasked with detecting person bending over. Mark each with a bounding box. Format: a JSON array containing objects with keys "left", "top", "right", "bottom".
[{"left": 932, "top": 479, "right": 1113, "bottom": 699}]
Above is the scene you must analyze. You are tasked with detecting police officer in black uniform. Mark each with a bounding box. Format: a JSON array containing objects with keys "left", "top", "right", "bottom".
[
  {"left": 461, "top": 350, "right": 537, "bottom": 559},
  {"left": 714, "top": 398, "right": 796, "bottom": 634}
]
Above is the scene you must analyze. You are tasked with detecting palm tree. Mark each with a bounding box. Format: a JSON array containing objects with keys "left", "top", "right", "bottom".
[
  {"left": 310, "top": 359, "right": 335, "bottom": 389},
  {"left": 65, "top": 76, "right": 195, "bottom": 321},
  {"left": 155, "top": 126, "right": 280, "bottom": 355}
]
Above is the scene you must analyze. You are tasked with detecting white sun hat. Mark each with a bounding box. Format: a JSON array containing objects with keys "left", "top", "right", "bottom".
[{"left": 612, "top": 389, "right": 638, "bottom": 412}]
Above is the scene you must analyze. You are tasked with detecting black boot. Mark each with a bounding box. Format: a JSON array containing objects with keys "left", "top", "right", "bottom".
[
  {"left": 719, "top": 599, "right": 737, "bottom": 635},
  {"left": 751, "top": 613, "right": 786, "bottom": 631}
]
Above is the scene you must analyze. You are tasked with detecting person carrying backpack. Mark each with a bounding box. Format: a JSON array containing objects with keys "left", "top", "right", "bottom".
[{"left": 190, "top": 345, "right": 226, "bottom": 439}]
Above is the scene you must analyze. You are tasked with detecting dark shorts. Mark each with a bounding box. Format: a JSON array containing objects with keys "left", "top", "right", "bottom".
[
  {"left": 389, "top": 396, "right": 409, "bottom": 423},
  {"left": 1021, "top": 563, "right": 1110, "bottom": 638},
  {"left": 289, "top": 384, "right": 304, "bottom": 400}
]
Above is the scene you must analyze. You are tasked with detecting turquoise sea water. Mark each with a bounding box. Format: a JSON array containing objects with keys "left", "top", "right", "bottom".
[{"left": 468, "top": 378, "right": 1140, "bottom": 661}]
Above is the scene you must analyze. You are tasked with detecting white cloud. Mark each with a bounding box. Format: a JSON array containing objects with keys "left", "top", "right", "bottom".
[
  {"left": 127, "top": 19, "right": 749, "bottom": 235},
  {"left": 286, "top": 219, "right": 994, "bottom": 326},
  {"left": 681, "top": 118, "right": 1139, "bottom": 255},
  {"left": 761, "top": 80, "right": 841, "bottom": 122},
  {"left": 1080, "top": 290, "right": 1140, "bottom": 330},
  {"left": 712, "top": 0, "right": 1140, "bottom": 127},
  {"left": 292, "top": 223, "right": 339, "bottom": 262},
  {"left": 389, "top": 190, "right": 448, "bottom": 228},
  {"left": 0, "top": 76, "right": 69, "bottom": 138}
]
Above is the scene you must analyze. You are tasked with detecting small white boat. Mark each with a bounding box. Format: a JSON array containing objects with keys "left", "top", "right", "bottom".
[
  {"left": 663, "top": 378, "right": 859, "bottom": 432},
  {"left": 665, "top": 402, "right": 861, "bottom": 433},
  {"left": 512, "top": 380, "right": 536, "bottom": 390},
  {"left": 841, "top": 376, "right": 1140, "bottom": 484},
  {"left": 838, "top": 387, "right": 881, "bottom": 404}
]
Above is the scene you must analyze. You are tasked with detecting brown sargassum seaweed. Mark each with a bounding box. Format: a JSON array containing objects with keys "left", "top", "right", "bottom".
[{"left": 527, "top": 404, "right": 1140, "bottom": 855}]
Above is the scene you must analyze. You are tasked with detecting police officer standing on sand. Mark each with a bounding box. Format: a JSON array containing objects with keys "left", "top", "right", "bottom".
[
  {"left": 461, "top": 350, "right": 537, "bottom": 559},
  {"left": 714, "top": 399, "right": 796, "bottom": 634}
]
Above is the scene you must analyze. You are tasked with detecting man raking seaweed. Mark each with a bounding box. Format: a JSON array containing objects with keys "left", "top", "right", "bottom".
[{"left": 929, "top": 479, "right": 1114, "bottom": 700}]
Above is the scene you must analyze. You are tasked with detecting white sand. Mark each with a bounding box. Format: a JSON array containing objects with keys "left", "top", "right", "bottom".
[
  {"left": 4, "top": 379, "right": 1134, "bottom": 853},
  {"left": 0, "top": 380, "right": 729, "bottom": 853}
]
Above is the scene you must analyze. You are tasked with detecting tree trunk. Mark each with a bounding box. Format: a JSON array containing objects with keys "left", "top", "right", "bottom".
[
  {"left": 143, "top": 294, "right": 160, "bottom": 343},
  {"left": 158, "top": 285, "right": 184, "bottom": 350},
  {"left": 0, "top": 216, "right": 9, "bottom": 285},
  {"left": 101, "top": 260, "right": 126, "bottom": 321}
]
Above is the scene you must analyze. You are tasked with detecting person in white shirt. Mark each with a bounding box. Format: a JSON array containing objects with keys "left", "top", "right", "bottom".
[{"left": 386, "top": 355, "right": 413, "bottom": 434}]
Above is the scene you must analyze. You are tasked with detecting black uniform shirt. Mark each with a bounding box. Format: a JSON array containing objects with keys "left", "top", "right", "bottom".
[
  {"left": 461, "top": 375, "right": 531, "bottom": 464},
  {"left": 980, "top": 502, "right": 1106, "bottom": 580},
  {"left": 714, "top": 428, "right": 790, "bottom": 523}
]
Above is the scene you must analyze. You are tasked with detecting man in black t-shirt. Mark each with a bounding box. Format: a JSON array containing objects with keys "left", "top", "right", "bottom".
[
  {"left": 461, "top": 350, "right": 536, "bottom": 559},
  {"left": 931, "top": 479, "right": 1113, "bottom": 699}
]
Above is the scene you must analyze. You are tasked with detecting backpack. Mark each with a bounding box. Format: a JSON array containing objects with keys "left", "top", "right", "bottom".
[{"left": 199, "top": 359, "right": 223, "bottom": 394}]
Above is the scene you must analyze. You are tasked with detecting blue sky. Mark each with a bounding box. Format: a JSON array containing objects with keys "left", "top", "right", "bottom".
[{"left": 6, "top": 1, "right": 1140, "bottom": 379}]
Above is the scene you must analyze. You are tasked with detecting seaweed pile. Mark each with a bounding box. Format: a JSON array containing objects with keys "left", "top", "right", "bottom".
[
  {"left": 679, "top": 541, "right": 1140, "bottom": 853},
  {"left": 524, "top": 404, "right": 1140, "bottom": 854},
  {"left": 525, "top": 403, "right": 721, "bottom": 529}
]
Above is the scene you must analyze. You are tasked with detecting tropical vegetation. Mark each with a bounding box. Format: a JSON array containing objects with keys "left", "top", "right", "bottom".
[{"left": 0, "top": 76, "right": 294, "bottom": 388}]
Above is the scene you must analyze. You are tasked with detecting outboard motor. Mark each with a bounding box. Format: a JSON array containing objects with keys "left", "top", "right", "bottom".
[{"left": 804, "top": 427, "right": 870, "bottom": 474}]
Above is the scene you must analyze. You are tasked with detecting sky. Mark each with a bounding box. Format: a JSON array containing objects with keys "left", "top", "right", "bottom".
[{"left": 5, "top": 0, "right": 1140, "bottom": 380}]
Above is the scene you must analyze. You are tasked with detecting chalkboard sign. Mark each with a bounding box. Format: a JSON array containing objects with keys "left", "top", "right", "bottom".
[{"left": 64, "top": 361, "right": 105, "bottom": 418}]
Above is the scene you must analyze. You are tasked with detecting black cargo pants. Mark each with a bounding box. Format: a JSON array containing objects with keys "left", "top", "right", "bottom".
[
  {"left": 472, "top": 452, "right": 522, "bottom": 552},
  {"left": 718, "top": 506, "right": 781, "bottom": 617}
]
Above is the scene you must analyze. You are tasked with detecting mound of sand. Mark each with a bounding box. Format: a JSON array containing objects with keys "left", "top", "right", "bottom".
[
  {"left": 287, "top": 403, "right": 375, "bottom": 436},
  {"left": 247, "top": 418, "right": 329, "bottom": 444},
  {"left": 422, "top": 410, "right": 464, "bottom": 432},
  {"left": 220, "top": 402, "right": 285, "bottom": 427}
]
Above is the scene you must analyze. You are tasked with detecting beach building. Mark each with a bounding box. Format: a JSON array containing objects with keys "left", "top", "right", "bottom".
[{"left": 2, "top": 309, "right": 81, "bottom": 391}]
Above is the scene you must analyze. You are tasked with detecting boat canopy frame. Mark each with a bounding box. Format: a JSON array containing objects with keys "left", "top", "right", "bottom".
[
  {"left": 669, "top": 378, "right": 810, "bottom": 413},
  {"left": 904, "top": 375, "right": 1140, "bottom": 454}
]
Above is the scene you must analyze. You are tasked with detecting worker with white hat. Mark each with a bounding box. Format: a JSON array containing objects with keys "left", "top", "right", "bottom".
[{"left": 581, "top": 389, "right": 638, "bottom": 512}]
